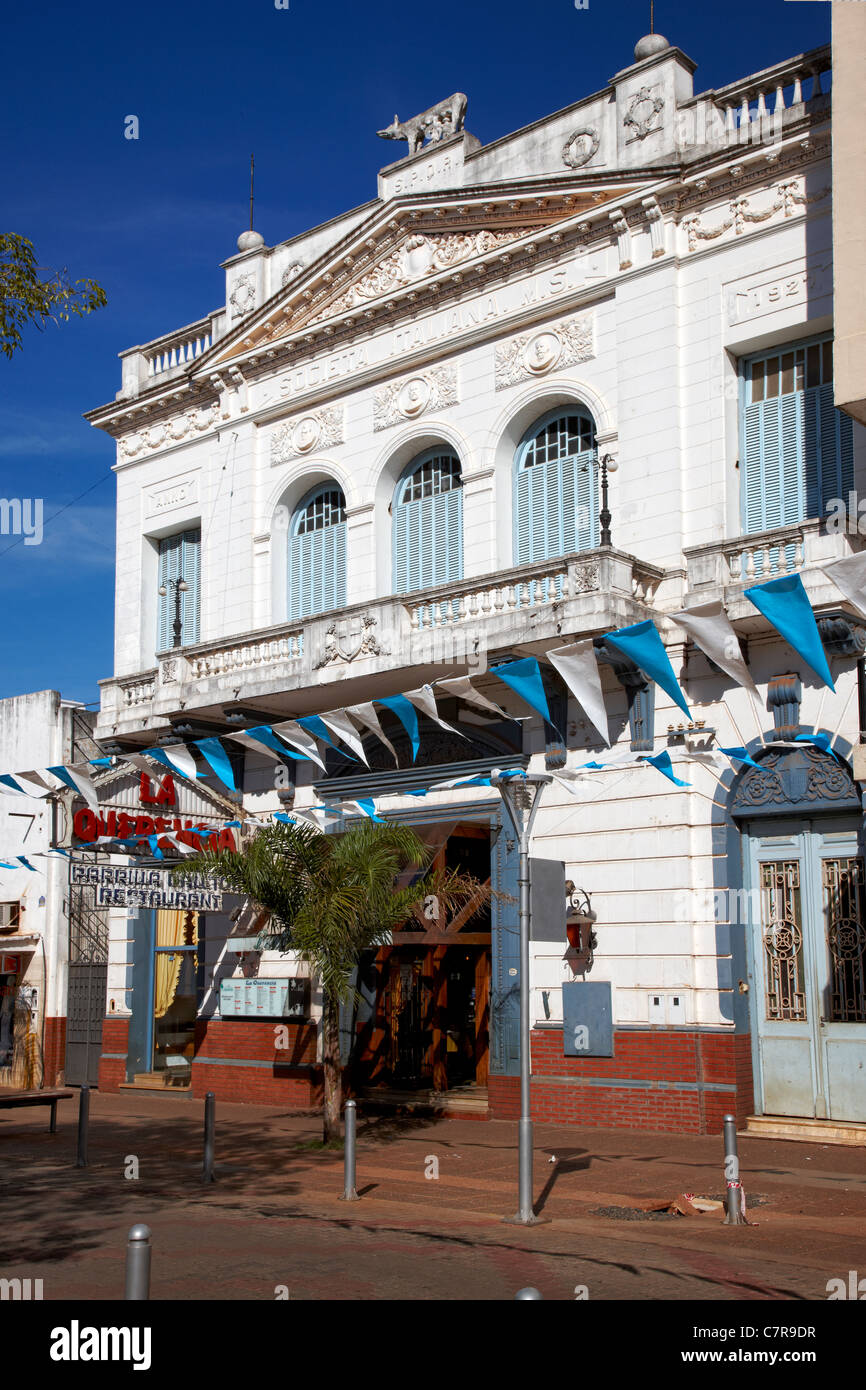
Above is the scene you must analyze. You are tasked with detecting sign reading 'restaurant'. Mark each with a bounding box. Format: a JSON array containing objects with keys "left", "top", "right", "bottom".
[{"left": 70, "top": 863, "right": 226, "bottom": 910}]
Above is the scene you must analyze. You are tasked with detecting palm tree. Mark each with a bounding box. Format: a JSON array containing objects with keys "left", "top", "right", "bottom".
[{"left": 174, "top": 819, "right": 490, "bottom": 1140}]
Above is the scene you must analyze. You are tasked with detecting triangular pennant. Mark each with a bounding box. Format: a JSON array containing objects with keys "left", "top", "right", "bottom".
[
  {"left": 823, "top": 551, "right": 866, "bottom": 622},
  {"left": 672, "top": 601, "right": 761, "bottom": 702},
  {"left": 375, "top": 695, "right": 420, "bottom": 762},
  {"left": 297, "top": 715, "right": 356, "bottom": 758},
  {"left": 226, "top": 727, "right": 307, "bottom": 761},
  {"left": 602, "top": 620, "right": 690, "bottom": 718},
  {"left": 434, "top": 676, "right": 513, "bottom": 720},
  {"left": 639, "top": 750, "right": 690, "bottom": 786},
  {"left": 490, "top": 658, "right": 552, "bottom": 724},
  {"left": 343, "top": 703, "right": 398, "bottom": 765},
  {"left": 317, "top": 711, "right": 370, "bottom": 765},
  {"left": 744, "top": 573, "right": 835, "bottom": 690},
  {"left": 46, "top": 763, "right": 99, "bottom": 811},
  {"left": 546, "top": 640, "right": 610, "bottom": 747},
  {"left": 194, "top": 738, "right": 237, "bottom": 792},
  {"left": 270, "top": 722, "right": 326, "bottom": 771},
  {"left": 403, "top": 684, "right": 465, "bottom": 738},
  {"left": 141, "top": 745, "right": 201, "bottom": 782}
]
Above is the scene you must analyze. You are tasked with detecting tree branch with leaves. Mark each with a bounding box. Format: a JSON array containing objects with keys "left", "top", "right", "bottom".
[{"left": 0, "top": 234, "right": 107, "bottom": 359}]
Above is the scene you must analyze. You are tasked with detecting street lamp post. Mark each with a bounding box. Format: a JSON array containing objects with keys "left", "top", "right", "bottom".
[
  {"left": 491, "top": 769, "right": 552, "bottom": 1225},
  {"left": 599, "top": 454, "right": 618, "bottom": 547},
  {"left": 158, "top": 576, "right": 188, "bottom": 648}
]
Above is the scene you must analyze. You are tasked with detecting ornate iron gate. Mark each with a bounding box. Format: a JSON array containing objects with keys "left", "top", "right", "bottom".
[{"left": 64, "top": 878, "right": 109, "bottom": 1087}]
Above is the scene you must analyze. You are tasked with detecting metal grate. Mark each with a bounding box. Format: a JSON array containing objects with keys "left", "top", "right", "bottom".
[
  {"left": 760, "top": 860, "right": 806, "bottom": 1021},
  {"left": 823, "top": 857, "right": 866, "bottom": 1023}
]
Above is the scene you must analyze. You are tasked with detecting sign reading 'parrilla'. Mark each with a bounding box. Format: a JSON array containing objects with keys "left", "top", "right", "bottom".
[{"left": 71, "top": 863, "right": 226, "bottom": 910}]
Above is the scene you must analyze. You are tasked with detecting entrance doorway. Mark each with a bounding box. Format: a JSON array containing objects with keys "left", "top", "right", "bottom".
[
  {"left": 356, "top": 821, "right": 492, "bottom": 1094},
  {"left": 151, "top": 910, "right": 198, "bottom": 1086},
  {"left": 746, "top": 817, "right": 866, "bottom": 1122}
]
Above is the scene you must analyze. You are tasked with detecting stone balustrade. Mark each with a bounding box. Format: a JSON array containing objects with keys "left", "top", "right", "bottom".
[
  {"left": 185, "top": 630, "right": 305, "bottom": 680},
  {"left": 146, "top": 325, "right": 213, "bottom": 378},
  {"left": 679, "top": 45, "right": 830, "bottom": 151}
]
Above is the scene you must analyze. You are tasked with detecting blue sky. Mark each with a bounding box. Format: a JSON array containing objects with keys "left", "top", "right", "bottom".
[{"left": 0, "top": 0, "right": 830, "bottom": 707}]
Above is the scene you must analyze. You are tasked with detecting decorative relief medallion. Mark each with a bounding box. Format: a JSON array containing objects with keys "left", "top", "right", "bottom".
[
  {"left": 314, "top": 614, "right": 387, "bottom": 668},
  {"left": 270, "top": 405, "right": 343, "bottom": 465},
  {"left": 373, "top": 364, "right": 458, "bottom": 431},
  {"left": 229, "top": 272, "right": 257, "bottom": 319},
  {"left": 561, "top": 127, "right": 600, "bottom": 169},
  {"left": 120, "top": 404, "right": 218, "bottom": 461},
  {"left": 624, "top": 87, "right": 665, "bottom": 142},
  {"left": 281, "top": 262, "right": 304, "bottom": 288},
  {"left": 495, "top": 311, "right": 594, "bottom": 391},
  {"left": 731, "top": 746, "right": 859, "bottom": 813},
  {"left": 308, "top": 228, "right": 534, "bottom": 324}
]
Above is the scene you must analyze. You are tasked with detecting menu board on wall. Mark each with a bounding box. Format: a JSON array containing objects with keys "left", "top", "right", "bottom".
[{"left": 219, "top": 978, "right": 309, "bottom": 1019}]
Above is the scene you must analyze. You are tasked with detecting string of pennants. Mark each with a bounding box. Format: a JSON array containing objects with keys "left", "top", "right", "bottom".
[{"left": 1, "top": 556, "right": 865, "bottom": 862}]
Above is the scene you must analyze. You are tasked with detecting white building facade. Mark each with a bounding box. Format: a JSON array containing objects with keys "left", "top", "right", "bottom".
[{"left": 85, "top": 32, "right": 866, "bottom": 1135}]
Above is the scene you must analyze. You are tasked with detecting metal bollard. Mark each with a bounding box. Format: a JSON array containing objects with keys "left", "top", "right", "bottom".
[
  {"left": 124, "top": 1224, "right": 152, "bottom": 1300},
  {"left": 515, "top": 1287, "right": 543, "bottom": 1299},
  {"left": 339, "top": 1099, "right": 360, "bottom": 1201},
  {"left": 75, "top": 1085, "right": 90, "bottom": 1169},
  {"left": 202, "top": 1091, "right": 216, "bottom": 1184},
  {"left": 723, "top": 1113, "right": 746, "bottom": 1225}
]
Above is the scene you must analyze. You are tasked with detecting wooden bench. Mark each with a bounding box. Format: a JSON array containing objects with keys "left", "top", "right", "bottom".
[{"left": 0, "top": 1088, "right": 74, "bottom": 1133}]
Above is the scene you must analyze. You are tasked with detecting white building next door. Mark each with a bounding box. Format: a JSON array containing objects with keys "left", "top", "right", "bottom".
[{"left": 747, "top": 818, "right": 866, "bottom": 1123}]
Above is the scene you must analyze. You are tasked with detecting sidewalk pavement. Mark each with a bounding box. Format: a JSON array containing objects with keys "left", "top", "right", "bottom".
[{"left": 1, "top": 1090, "right": 865, "bottom": 1300}]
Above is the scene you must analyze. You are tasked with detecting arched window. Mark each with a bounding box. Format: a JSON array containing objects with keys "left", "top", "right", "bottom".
[
  {"left": 514, "top": 410, "right": 598, "bottom": 564},
  {"left": 288, "top": 484, "right": 347, "bottom": 620},
  {"left": 393, "top": 450, "right": 463, "bottom": 594}
]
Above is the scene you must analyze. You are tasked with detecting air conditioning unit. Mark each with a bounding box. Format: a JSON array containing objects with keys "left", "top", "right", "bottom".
[{"left": 0, "top": 903, "right": 20, "bottom": 933}]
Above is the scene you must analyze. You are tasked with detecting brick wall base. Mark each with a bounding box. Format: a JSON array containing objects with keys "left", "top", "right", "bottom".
[
  {"left": 98, "top": 1017, "right": 130, "bottom": 1091},
  {"left": 488, "top": 1027, "right": 754, "bottom": 1135},
  {"left": 191, "top": 1019, "right": 322, "bottom": 1107},
  {"left": 42, "top": 1016, "right": 67, "bottom": 1088}
]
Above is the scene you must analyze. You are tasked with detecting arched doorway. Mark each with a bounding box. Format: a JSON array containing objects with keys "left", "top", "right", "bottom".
[{"left": 733, "top": 744, "right": 866, "bottom": 1122}]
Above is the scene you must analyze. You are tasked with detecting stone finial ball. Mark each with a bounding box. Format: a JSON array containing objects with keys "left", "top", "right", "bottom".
[
  {"left": 237, "top": 229, "right": 265, "bottom": 253},
  {"left": 634, "top": 33, "right": 671, "bottom": 60}
]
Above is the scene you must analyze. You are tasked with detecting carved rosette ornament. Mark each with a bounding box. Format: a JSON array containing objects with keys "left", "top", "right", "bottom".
[
  {"left": 271, "top": 406, "right": 344, "bottom": 465},
  {"left": 624, "top": 87, "right": 665, "bottom": 142},
  {"left": 495, "top": 312, "right": 594, "bottom": 390},
  {"left": 229, "top": 272, "right": 257, "bottom": 319},
  {"left": 309, "top": 228, "right": 534, "bottom": 324},
  {"left": 373, "top": 365, "right": 458, "bottom": 431},
  {"left": 570, "top": 560, "right": 600, "bottom": 594},
  {"left": 119, "top": 403, "right": 219, "bottom": 460}
]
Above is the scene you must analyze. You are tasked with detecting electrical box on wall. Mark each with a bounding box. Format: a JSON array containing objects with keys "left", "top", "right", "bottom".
[
  {"left": 648, "top": 991, "right": 687, "bottom": 1025},
  {"left": 562, "top": 981, "right": 613, "bottom": 1057}
]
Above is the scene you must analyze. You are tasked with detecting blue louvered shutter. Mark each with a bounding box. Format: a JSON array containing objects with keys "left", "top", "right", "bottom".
[
  {"left": 804, "top": 382, "right": 854, "bottom": 517},
  {"left": 515, "top": 414, "right": 598, "bottom": 564},
  {"left": 743, "top": 341, "right": 853, "bottom": 548},
  {"left": 157, "top": 528, "right": 200, "bottom": 650},
  {"left": 288, "top": 489, "right": 346, "bottom": 620},
  {"left": 393, "top": 453, "right": 463, "bottom": 595}
]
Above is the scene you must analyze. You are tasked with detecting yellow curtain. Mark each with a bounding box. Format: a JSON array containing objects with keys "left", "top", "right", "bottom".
[{"left": 153, "top": 911, "right": 194, "bottom": 1020}]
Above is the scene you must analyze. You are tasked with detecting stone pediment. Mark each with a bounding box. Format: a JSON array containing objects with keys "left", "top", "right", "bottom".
[{"left": 204, "top": 184, "right": 643, "bottom": 370}]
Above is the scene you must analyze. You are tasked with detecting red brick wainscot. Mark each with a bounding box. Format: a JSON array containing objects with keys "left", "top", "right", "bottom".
[
  {"left": 488, "top": 1027, "right": 754, "bottom": 1135},
  {"left": 190, "top": 1019, "right": 322, "bottom": 1107},
  {"left": 42, "top": 1016, "right": 68, "bottom": 1088},
  {"left": 98, "top": 1016, "right": 130, "bottom": 1091}
]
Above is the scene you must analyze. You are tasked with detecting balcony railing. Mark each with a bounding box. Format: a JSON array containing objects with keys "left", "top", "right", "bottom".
[
  {"left": 97, "top": 548, "right": 664, "bottom": 737},
  {"left": 680, "top": 45, "right": 831, "bottom": 151},
  {"left": 685, "top": 519, "right": 864, "bottom": 598}
]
